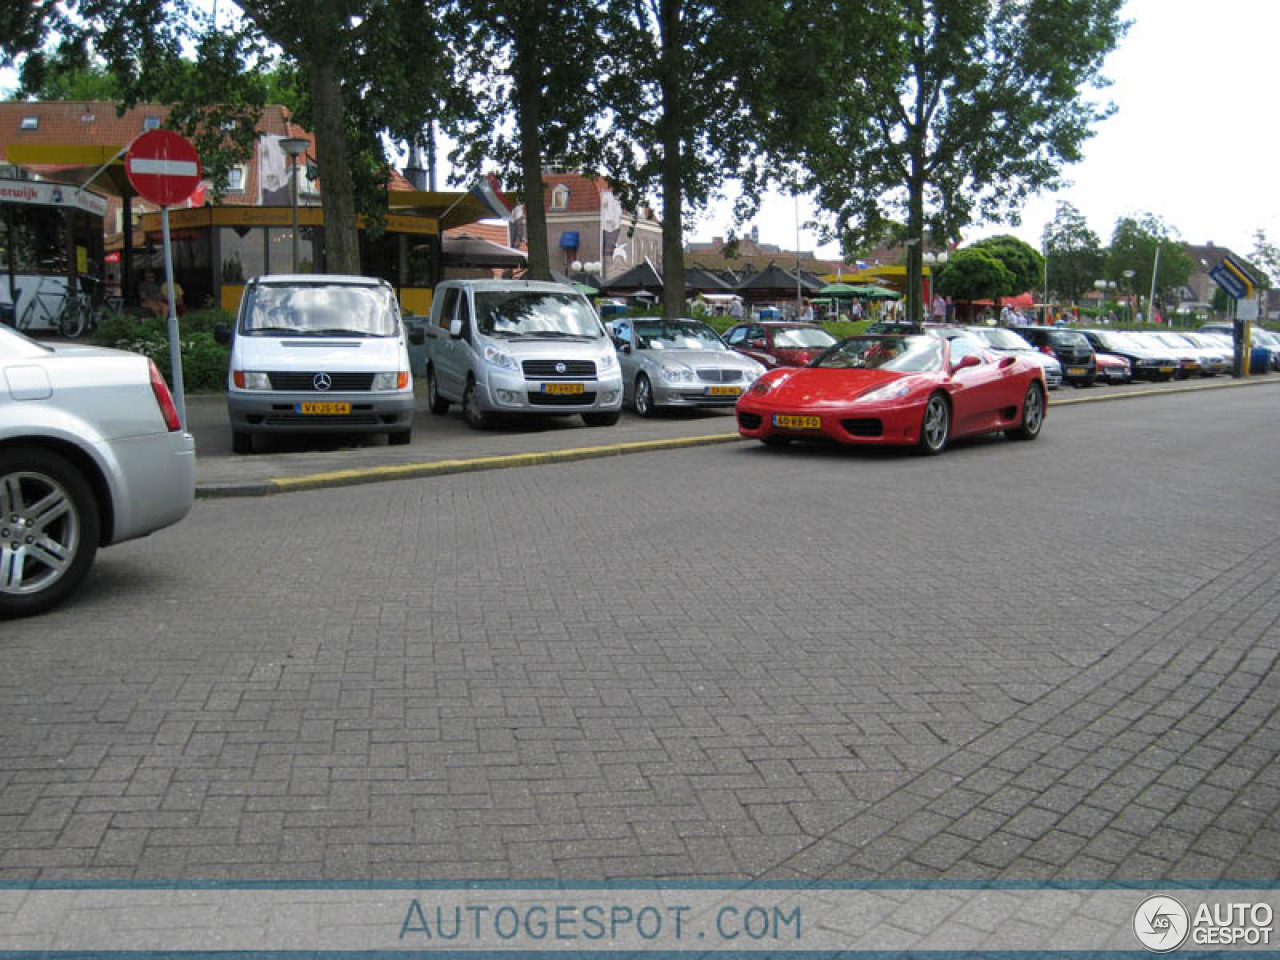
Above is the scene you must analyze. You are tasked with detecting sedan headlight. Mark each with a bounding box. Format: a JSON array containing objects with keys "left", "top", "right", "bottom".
[
  {"left": 483, "top": 345, "right": 520, "bottom": 373},
  {"left": 660, "top": 365, "right": 694, "bottom": 382},
  {"left": 745, "top": 362, "right": 767, "bottom": 382},
  {"left": 854, "top": 380, "right": 912, "bottom": 404}
]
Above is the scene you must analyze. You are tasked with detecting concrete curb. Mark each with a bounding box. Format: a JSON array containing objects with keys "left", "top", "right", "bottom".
[
  {"left": 194, "top": 377, "right": 1278, "bottom": 498},
  {"left": 196, "top": 432, "right": 745, "bottom": 498}
]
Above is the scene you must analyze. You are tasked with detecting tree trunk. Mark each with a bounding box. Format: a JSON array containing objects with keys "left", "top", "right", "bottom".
[
  {"left": 308, "top": 58, "right": 360, "bottom": 274},
  {"left": 906, "top": 166, "right": 924, "bottom": 326},
  {"left": 515, "top": 15, "right": 551, "bottom": 280},
  {"left": 659, "top": 0, "right": 685, "bottom": 321}
]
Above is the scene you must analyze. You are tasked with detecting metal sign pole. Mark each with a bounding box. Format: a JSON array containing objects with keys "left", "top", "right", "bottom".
[{"left": 160, "top": 205, "right": 187, "bottom": 430}]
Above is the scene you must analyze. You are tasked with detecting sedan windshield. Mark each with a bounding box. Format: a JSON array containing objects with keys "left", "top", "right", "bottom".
[
  {"left": 635, "top": 320, "right": 727, "bottom": 351},
  {"left": 815, "top": 335, "right": 943, "bottom": 372},
  {"left": 243, "top": 283, "right": 399, "bottom": 337},
  {"left": 773, "top": 327, "right": 837, "bottom": 349},
  {"left": 476, "top": 290, "right": 603, "bottom": 338},
  {"left": 974, "top": 327, "right": 1033, "bottom": 350}
]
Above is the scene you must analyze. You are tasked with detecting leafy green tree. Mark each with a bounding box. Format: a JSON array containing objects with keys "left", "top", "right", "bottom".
[
  {"left": 969, "top": 234, "right": 1043, "bottom": 299},
  {"left": 599, "top": 0, "right": 791, "bottom": 320},
  {"left": 1106, "top": 214, "right": 1193, "bottom": 317},
  {"left": 5, "top": 55, "right": 121, "bottom": 101},
  {"left": 796, "top": 0, "right": 1127, "bottom": 325},
  {"left": 1043, "top": 201, "right": 1104, "bottom": 304},
  {"left": 446, "top": 0, "right": 609, "bottom": 281},
  {"left": 934, "top": 247, "right": 1012, "bottom": 316},
  {"left": 3, "top": 0, "right": 455, "bottom": 274},
  {"left": 1248, "top": 229, "right": 1278, "bottom": 290}
]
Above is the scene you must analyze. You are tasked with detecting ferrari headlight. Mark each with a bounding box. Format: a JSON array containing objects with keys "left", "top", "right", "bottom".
[
  {"left": 751, "top": 372, "right": 790, "bottom": 395},
  {"left": 855, "top": 380, "right": 912, "bottom": 404}
]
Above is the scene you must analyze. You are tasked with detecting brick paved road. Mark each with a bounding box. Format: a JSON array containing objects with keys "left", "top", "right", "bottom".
[{"left": 0, "top": 386, "right": 1276, "bottom": 881}]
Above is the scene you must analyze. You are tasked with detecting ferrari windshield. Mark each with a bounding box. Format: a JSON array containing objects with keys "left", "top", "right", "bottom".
[
  {"left": 773, "top": 326, "right": 837, "bottom": 349},
  {"left": 634, "top": 320, "right": 727, "bottom": 351},
  {"left": 242, "top": 283, "right": 400, "bottom": 337},
  {"left": 475, "top": 290, "right": 603, "bottom": 339},
  {"left": 815, "top": 336, "right": 943, "bottom": 372}
]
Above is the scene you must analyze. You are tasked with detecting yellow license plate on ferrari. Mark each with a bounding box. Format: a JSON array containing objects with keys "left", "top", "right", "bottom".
[
  {"left": 544, "top": 383, "right": 585, "bottom": 395},
  {"left": 706, "top": 385, "right": 742, "bottom": 396},
  {"left": 773, "top": 414, "right": 821, "bottom": 429},
  {"left": 298, "top": 402, "right": 351, "bottom": 415}
]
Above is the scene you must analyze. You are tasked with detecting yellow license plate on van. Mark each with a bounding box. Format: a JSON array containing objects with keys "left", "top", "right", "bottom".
[
  {"left": 298, "top": 402, "right": 351, "bottom": 415},
  {"left": 544, "top": 383, "right": 585, "bottom": 395},
  {"left": 706, "top": 385, "right": 742, "bottom": 396},
  {"left": 773, "top": 414, "right": 821, "bottom": 429}
]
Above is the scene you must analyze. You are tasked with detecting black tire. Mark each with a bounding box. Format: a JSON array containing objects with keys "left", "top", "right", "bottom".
[
  {"left": 231, "top": 430, "right": 253, "bottom": 455},
  {"left": 388, "top": 430, "right": 412, "bottom": 446},
  {"left": 761, "top": 435, "right": 791, "bottom": 447},
  {"left": 582, "top": 410, "right": 621, "bottom": 427},
  {"left": 917, "top": 393, "right": 950, "bottom": 455},
  {"left": 1006, "top": 382, "right": 1045, "bottom": 442},
  {"left": 462, "top": 378, "right": 490, "bottom": 430},
  {"left": 58, "top": 302, "right": 88, "bottom": 339},
  {"left": 0, "top": 447, "right": 101, "bottom": 620},
  {"left": 427, "top": 366, "right": 449, "bottom": 415},
  {"left": 633, "top": 374, "right": 657, "bottom": 418}
]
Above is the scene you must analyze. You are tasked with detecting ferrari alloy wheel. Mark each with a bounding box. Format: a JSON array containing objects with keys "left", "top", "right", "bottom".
[
  {"left": 918, "top": 393, "right": 950, "bottom": 455},
  {"left": 1007, "top": 383, "right": 1045, "bottom": 442},
  {"left": 633, "top": 374, "right": 655, "bottom": 417}
]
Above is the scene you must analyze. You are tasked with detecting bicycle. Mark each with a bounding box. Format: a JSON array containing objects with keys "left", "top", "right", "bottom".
[{"left": 18, "top": 279, "right": 101, "bottom": 339}]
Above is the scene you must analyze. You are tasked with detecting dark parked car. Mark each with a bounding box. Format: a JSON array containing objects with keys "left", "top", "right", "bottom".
[
  {"left": 1078, "top": 329, "right": 1177, "bottom": 382},
  {"left": 1018, "top": 326, "right": 1097, "bottom": 386}
]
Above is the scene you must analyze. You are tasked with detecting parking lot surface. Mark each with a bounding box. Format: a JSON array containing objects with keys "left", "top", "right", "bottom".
[{"left": 0, "top": 383, "right": 1276, "bottom": 882}]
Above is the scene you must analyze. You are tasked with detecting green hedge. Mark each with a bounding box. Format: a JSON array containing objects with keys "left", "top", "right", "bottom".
[{"left": 93, "top": 308, "right": 232, "bottom": 393}]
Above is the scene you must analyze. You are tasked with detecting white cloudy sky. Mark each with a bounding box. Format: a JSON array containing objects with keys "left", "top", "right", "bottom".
[{"left": 691, "top": 0, "right": 1280, "bottom": 262}]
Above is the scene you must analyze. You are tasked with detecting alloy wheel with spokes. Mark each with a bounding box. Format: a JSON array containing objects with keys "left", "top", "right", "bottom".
[
  {"left": 0, "top": 448, "right": 101, "bottom": 619},
  {"left": 918, "top": 393, "right": 950, "bottom": 455},
  {"left": 1008, "top": 382, "right": 1045, "bottom": 441},
  {"left": 633, "top": 374, "right": 655, "bottom": 417}
]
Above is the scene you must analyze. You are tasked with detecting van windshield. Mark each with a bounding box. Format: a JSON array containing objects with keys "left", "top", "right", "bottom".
[
  {"left": 475, "top": 290, "right": 603, "bottom": 339},
  {"left": 242, "top": 283, "right": 400, "bottom": 337}
]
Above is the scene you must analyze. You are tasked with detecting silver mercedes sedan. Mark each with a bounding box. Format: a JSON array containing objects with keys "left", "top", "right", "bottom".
[
  {"left": 1, "top": 326, "right": 196, "bottom": 618},
  {"left": 609, "top": 318, "right": 766, "bottom": 416}
]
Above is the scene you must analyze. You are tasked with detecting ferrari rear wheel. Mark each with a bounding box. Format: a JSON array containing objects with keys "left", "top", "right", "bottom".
[
  {"left": 1007, "top": 382, "right": 1045, "bottom": 442},
  {"left": 918, "top": 393, "right": 950, "bottom": 455}
]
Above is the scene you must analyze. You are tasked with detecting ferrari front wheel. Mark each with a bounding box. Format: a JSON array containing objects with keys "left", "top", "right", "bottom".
[
  {"left": 918, "top": 393, "right": 950, "bottom": 455},
  {"left": 1007, "top": 382, "right": 1045, "bottom": 442}
]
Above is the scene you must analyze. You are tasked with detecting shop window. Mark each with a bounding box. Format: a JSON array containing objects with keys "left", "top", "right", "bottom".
[
  {"left": 220, "top": 226, "right": 265, "bottom": 283},
  {"left": 267, "top": 226, "right": 318, "bottom": 274}
]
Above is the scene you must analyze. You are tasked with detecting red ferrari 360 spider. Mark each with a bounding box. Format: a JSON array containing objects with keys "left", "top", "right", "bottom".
[{"left": 735, "top": 334, "right": 1047, "bottom": 454}]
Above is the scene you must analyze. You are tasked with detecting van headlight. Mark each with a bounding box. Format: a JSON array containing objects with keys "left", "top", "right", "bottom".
[
  {"left": 484, "top": 345, "right": 520, "bottom": 373},
  {"left": 234, "top": 371, "right": 271, "bottom": 390},
  {"left": 372, "top": 371, "right": 409, "bottom": 391}
]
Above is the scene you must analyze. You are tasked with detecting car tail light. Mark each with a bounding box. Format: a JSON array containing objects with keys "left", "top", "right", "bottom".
[
  {"left": 233, "top": 370, "right": 246, "bottom": 388},
  {"left": 398, "top": 371, "right": 410, "bottom": 389},
  {"left": 148, "top": 360, "right": 182, "bottom": 432},
  {"left": 1039, "top": 346, "right": 1055, "bottom": 356}
]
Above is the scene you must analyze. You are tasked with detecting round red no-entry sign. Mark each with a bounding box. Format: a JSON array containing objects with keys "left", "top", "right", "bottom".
[{"left": 125, "top": 130, "right": 202, "bottom": 207}]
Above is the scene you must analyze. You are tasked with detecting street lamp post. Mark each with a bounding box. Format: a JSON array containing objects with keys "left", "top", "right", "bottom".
[
  {"left": 279, "top": 137, "right": 310, "bottom": 273},
  {"left": 1093, "top": 279, "right": 1117, "bottom": 322},
  {"left": 1122, "top": 268, "right": 1136, "bottom": 324},
  {"left": 922, "top": 250, "right": 948, "bottom": 320}
]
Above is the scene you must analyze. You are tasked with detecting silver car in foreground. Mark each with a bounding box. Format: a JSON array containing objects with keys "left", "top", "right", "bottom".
[
  {"left": 610, "top": 318, "right": 765, "bottom": 416},
  {"left": 0, "top": 327, "right": 196, "bottom": 618}
]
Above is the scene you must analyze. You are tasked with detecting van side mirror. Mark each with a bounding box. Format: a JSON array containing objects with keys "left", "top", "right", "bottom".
[
  {"left": 449, "top": 316, "right": 462, "bottom": 339},
  {"left": 214, "top": 323, "right": 231, "bottom": 346}
]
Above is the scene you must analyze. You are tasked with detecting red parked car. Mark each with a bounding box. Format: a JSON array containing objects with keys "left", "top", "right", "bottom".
[
  {"left": 722, "top": 321, "right": 838, "bottom": 368},
  {"left": 1094, "top": 352, "right": 1132, "bottom": 384},
  {"left": 736, "top": 334, "right": 1047, "bottom": 455}
]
